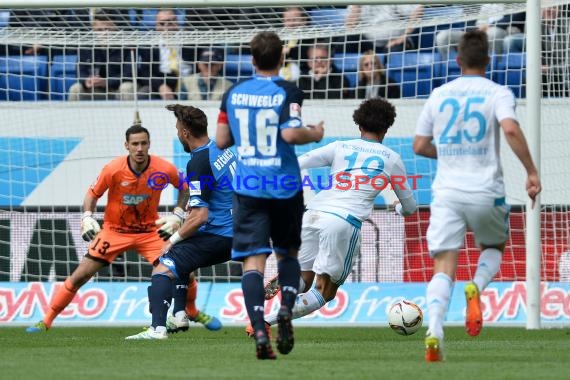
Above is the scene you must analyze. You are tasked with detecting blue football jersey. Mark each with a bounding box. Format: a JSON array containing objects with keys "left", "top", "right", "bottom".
[
  {"left": 220, "top": 75, "right": 304, "bottom": 199},
  {"left": 185, "top": 140, "right": 235, "bottom": 237}
]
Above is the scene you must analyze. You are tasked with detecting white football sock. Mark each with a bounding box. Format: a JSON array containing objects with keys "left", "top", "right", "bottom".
[
  {"left": 266, "top": 288, "right": 326, "bottom": 325},
  {"left": 154, "top": 326, "right": 167, "bottom": 334},
  {"left": 298, "top": 277, "right": 306, "bottom": 292},
  {"left": 426, "top": 272, "right": 453, "bottom": 340},
  {"left": 473, "top": 248, "right": 502, "bottom": 291}
]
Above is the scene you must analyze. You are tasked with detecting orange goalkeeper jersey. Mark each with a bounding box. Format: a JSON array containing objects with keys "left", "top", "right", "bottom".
[{"left": 89, "top": 155, "right": 184, "bottom": 233}]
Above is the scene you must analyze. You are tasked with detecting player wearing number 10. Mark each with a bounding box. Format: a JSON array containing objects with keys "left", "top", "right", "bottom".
[
  {"left": 413, "top": 30, "right": 541, "bottom": 362},
  {"left": 259, "top": 98, "right": 417, "bottom": 332},
  {"left": 216, "top": 31, "right": 324, "bottom": 360}
]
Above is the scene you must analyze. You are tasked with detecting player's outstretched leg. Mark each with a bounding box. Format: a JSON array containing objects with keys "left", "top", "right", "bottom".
[
  {"left": 26, "top": 278, "right": 80, "bottom": 333},
  {"left": 464, "top": 282, "right": 482, "bottom": 337},
  {"left": 264, "top": 275, "right": 280, "bottom": 300},
  {"left": 166, "top": 311, "right": 190, "bottom": 333},
  {"left": 425, "top": 335, "right": 444, "bottom": 362},
  {"left": 275, "top": 305, "right": 294, "bottom": 355}
]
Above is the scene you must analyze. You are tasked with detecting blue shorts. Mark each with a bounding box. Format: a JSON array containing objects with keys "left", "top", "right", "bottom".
[
  {"left": 231, "top": 191, "right": 304, "bottom": 261},
  {"left": 159, "top": 232, "right": 232, "bottom": 280}
]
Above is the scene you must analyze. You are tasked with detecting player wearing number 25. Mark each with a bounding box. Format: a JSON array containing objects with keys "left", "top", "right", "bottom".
[
  {"left": 413, "top": 30, "right": 541, "bottom": 362},
  {"left": 216, "top": 31, "right": 324, "bottom": 360},
  {"left": 26, "top": 125, "right": 197, "bottom": 333}
]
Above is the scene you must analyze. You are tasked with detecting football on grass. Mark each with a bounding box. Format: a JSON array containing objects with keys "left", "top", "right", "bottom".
[{"left": 388, "top": 300, "right": 423, "bottom": 336}]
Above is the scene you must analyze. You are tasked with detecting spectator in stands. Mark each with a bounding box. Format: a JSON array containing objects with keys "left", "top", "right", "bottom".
[
  {"left": 139, "top": 9, "right": 195, "bottom": 100},
  {"left": 436, "top": 5, "right": 525, "bottom": 59},
  {"left": 67, "top": 10, "right": 135, "bottom": 101},
  {"left": 2, "top": 9, "right": 90, "bottom": 57},
  {"left": 504, "top": 5, "right": 569, "bottom": 97},
  {"left": 182, "top": 48, "right": 232, "bottom": 101},
  {"left": 298, "top": 43, "right": 353, "bottom": 99},
  {"left": 344, "top": 4, "right": 424, "bottom": 54},
  {"left": 356, "top": 50, "right": 400, "bottom": 99},
  {"left": 279, "top": 6, "right": 311, "bottom": 82}
]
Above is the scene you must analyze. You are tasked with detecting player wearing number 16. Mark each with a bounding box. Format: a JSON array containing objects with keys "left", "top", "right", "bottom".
[
  {"left": 216, "top": 31, "right": 324, "bottom": 360},
  {"left": 26, "top": 125, "right": 214, "bottom": 334},
  {"left": 413, "top": 30, "right": 541, "bottom": 362}
]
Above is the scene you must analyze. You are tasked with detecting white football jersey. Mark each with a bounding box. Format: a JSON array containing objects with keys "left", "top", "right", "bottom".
[
  {"left": 299, "top": 138, "right": 415, "bottom": 221},
  {"left": 415, "top": 75, "right": 518, "bottom": 203}
]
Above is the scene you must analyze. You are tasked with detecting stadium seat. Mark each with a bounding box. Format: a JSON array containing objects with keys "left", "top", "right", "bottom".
[
  {"left": 309, "top": 7, "right": 348, "bottom": 27},
  {"left": 0, "top": 10, "right": 9, "bottom": 28},
  {"left": 497, "top": 53, "right": 526, "bottom": 98},
  {"left": 332, "top": 52, "right": 386, "bottom": 88},
  {"left": 418, "top": 6, "right": 468, "bottom": 50},
  {"left": 224, "top": 54, "right": 254, "bottom": 82},
  {"left": 332, "top": 53, "right": 359, "bottom": 88},
  {"left": 0, "top": 55, "right": 49, "bottom": 101},
  {"left": 50, "top": 55, "right": 78, "bottom": 101},
  {"left": 386, "top": 52, "right": 437, "bottom": 98}
]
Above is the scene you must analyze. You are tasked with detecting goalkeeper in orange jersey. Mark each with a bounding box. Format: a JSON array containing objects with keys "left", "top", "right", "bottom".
[{"left": 26, "top": 124, "right": 221, "bottom": 333}]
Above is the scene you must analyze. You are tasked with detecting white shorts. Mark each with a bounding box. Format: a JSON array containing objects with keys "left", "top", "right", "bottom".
[
  {"left": 298, "top": 210, "right": 362, "bottom": 285},
  {"left": 427, "top": 197, "right": 510, "bottom": 256}
]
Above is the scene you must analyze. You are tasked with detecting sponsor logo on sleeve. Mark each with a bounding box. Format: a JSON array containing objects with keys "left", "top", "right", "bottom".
[
  {"left": 189, "top": 181, "right": 201, "bottom": 196},
  {"left": 290, "top": 103, "right": 301, "bottom": 118}
]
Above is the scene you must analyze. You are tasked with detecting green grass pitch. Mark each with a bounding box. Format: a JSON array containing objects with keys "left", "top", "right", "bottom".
[{"left": 1, "top": 326, "right": 569, "bottom": 380}]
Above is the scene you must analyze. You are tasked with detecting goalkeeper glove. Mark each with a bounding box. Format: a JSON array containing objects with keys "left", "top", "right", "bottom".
[
  {"left": 156, "top": 207, "right": 185, "bottom": 241},
  {"left": 81, "top": 211, "right": 101, "bottom": 242}
]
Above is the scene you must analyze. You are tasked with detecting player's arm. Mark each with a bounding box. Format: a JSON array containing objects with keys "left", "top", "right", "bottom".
[
  {"left": 390, "top": 158, "right": 417, "bottom": 216},
  {"left": 81, "top": 189, "right": 101, "bottom": 242},
  {"left": 216, "top": 94, "right": 234, "bottom": 149},
  {"left": 166, "top": 152, "right": 213, "bottom": 245},
  {"left": 282, "top": 121, "right": 325, "bottom": 145},
  {"left": 412, "top": 135, "right": 437, "bottom": 158},
  {"left": 216, "top": 119, "right": 234, "bottom": 149},
  {"left": 298, "top": 141, "right": 336, "bottom": 170},
  {"left": 501, "top": 118, "right": 542, "bottom": 207},
  {"left": 496, "top": 88, "right": 541, "bottom": 207},
  {"left": 156, "top": 165, "right": 189, "bottom": 240},
  {"left": 413, "top": 99, "right": 437, "bottom": 158},
  {"left": 80, "top": 166, "right": 111, "bottom": 242},
  {"left": 281, "top": 91, "right": 324, "bottom": 144},
  {"left": 168, "top": 206, "right": 209, "bottom": 246}
]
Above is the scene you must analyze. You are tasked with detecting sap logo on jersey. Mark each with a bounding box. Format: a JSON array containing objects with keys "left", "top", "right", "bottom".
[
  {"left": 230, "top": 93, "right": 284, "bottom": 107},
  {"left": 122, "top": 194, "right": 149, "bottom": 205}
]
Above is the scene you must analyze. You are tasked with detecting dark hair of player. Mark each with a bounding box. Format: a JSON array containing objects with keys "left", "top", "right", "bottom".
[
  {"left": 165, "top": 104, "right": 208, "bottom": 138},
  {"left": 458, "top": 30, "right": 489, "bottom": 69},
  {"left": 250, "top": 31, "right": 283, "bottom": 71},
  {"left": 353, "top": 98, "right": 396, "bottom": 134},
  {"left": 125, "top": 124, "right": 150, "bottom": 142}
]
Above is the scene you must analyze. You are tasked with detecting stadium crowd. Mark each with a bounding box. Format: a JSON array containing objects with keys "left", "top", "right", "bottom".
[{"left": 1, "top": 4, "right": 569, "bottom": 100}]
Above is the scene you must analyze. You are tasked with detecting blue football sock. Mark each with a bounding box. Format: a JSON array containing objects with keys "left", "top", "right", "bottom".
[
  {"left": 277, "top": 256, "right": 301, "bottom": 311},
  {"left": 149, "top": 274, "right": 173, "bottom": 328},
  {"left": 171, "top": 277, "right": 188, "bottom": 315},
  {"left": 242, "top": 270, "right": 266, "bottom": 333}
]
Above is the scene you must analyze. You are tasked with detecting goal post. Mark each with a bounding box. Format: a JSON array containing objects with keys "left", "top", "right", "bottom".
[
  {"left": 525, "top": 0, "right": 542, "bottom": 330},
  {"left": 1, "top": 0, "right": 569, "bottom": 327}
]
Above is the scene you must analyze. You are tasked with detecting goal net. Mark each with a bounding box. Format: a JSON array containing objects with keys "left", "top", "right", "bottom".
[{"left": 0, "top": 1, "right": 569, "bottom": 287}]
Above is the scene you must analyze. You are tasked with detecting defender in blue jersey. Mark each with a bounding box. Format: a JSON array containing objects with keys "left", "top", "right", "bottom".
[
  {"left": 126, "top": 104, "right": 235, "bottom": 340},
  {"left": 216, "top": 31, "right": 324, "bottom": 360}
]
